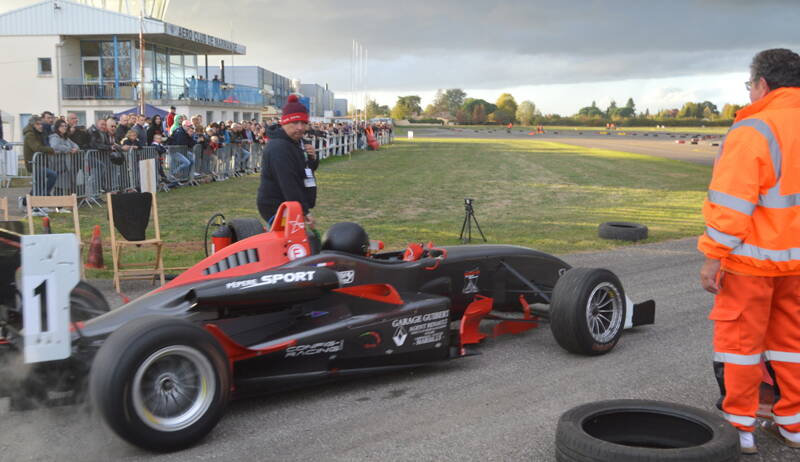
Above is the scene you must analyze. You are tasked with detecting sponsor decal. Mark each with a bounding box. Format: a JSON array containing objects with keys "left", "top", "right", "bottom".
[
  {"left": 285, "top": 340, "right": 344, "bottom": 357},
  {"left": 391, "top": 310, "right": 449, "bottom": 328},
  {"left": 315, "top": 261, "right": 335, "bottom": 267},
  {"left": 288, "top": 215, "right": 306, "bottom": 234},
  {"left": 389, "top": 309, "right": 449, "bottom": 349},
  {"left": 463, "top": 268, "right": 480, "bottom": 294},
  {"left": 392, "top": 326, "right": 408, "bottom": 347},
  {"left": 336, "top": 270, "right": 356, "bottom": 285},
  {"left": 225, "top": 270, "right": 315, "bottom": 290},
  {"left": 359, "top": 331, "right": 382, "bottom": 349},
  {"left": 288, "top": 244, "right": 308, "bottom": 260}
]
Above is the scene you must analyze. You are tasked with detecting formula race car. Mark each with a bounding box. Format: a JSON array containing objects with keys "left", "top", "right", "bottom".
[{"left": 0, "top": 201, "right": 655, "bottom": 452}]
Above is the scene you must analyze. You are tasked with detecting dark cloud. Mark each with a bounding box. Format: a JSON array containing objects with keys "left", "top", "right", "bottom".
[{"left": 163, "top": 1, "right": 800, "bottom": 91}]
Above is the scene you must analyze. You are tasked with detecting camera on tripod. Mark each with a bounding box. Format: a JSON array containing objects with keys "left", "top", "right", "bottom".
[{"left": 459, "top": 197, "right": 486, "bottom": 243}]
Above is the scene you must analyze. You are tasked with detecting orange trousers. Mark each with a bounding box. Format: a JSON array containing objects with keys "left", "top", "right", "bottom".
[{"left": 711, "top": 271, "right": 800, "bottom": 434}]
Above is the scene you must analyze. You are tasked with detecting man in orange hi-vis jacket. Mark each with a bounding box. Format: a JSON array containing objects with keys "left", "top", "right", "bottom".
[{"left": 699, "top": 48, "right": 800, "bottom": 455}]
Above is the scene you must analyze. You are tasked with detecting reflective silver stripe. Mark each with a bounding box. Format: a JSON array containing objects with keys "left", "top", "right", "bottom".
[
  {"left": 773, "top": 413, "right": 800, "bottom": 426},
  {"left": 714, "top": 352, "right": 762, "bottom": 365},
  {"left": 723, "top": 412, "right": 756, "bottom": 426},
  {"left": 765, "top": 350, "right": 800, "bottom": 363},
  {"left": 759, "top": 185, "right": 800, "bottom": 209},
  {"left": 706, "top": 226, "right": 742, "bottom": 249},
  {"left": 731, "top": 245, "right": 800, "bottom": 262},
  {"left": 708, "top": 190, "right": 756, "bottom": 215},
  {"left": 730, "top": 119, "right": 782, "bottom": 179}
]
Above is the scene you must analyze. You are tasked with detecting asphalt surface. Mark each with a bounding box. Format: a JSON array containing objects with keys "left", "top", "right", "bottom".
[
  {"left": 412, "top": 127, "right": 722, "bottom": 165},
  {"left": 0, "top": 238, "right": 796, "bottom": 461}
]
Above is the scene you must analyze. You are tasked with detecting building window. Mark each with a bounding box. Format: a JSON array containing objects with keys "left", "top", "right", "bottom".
[
  {"left": 94, "top": 110, "right": 113, "bottom": 124},
  {"left": 243, "top": 112, "right": 251, "bottom": 122},
  {"left": 38, "top": 58, "right": 52, "bottom": 75},
  {"left": 20, "top": 114, "right": 33, "bottom": 129},
  {"left": 69, "top": 111, "right": 87, "bottom": 126},
  {"left": 206, "top": 111, "right": 214, "bottom": 124},
  {"left": 233, "top": 112, "right": 240, "bottom": 122}
]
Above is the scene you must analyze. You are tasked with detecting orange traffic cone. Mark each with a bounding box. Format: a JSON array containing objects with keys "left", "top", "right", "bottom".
[
  {"left": 85, "top": 225, "right": 105, "bottom": 269},
  {"left": 42, "top": 217, "right": 51, "bottom": 234}
]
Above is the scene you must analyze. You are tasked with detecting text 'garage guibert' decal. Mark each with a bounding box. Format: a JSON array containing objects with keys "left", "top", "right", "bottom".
[
  {"left": 390, "top": 310, "right": 449, "bottom": 348},
  {"left": 225, "top": 270, "right": 315, "bottom": 290}
]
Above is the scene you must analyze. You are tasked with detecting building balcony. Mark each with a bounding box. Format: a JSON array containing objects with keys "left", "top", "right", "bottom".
[{"left": 61, "top": 78, "right": 265, "bottom": 107}]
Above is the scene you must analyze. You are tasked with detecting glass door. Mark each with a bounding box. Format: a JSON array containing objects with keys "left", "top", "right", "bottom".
[{"left": 82, "top": 58, "right": 100, "bottom": 82}]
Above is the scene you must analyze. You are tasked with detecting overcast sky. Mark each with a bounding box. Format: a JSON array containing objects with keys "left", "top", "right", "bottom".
[{"left": 4, "top": 0, "right": 800, "bottom": 114}]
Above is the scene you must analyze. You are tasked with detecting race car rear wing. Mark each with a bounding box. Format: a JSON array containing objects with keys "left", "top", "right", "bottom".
[{"left": 0, "top": 228, "right": 79, "bottom": 363}]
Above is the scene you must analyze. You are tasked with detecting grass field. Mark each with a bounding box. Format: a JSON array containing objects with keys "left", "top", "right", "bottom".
[
  {"left": 407, "top": 124, "right": 730, "bottom": 135},
  {"left": 40, "top": 137, "right": 712, "bottom": 278}
]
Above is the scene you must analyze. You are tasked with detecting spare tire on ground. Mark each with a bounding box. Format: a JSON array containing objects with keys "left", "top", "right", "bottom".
[
  {"left": 598, "top": 222, "right": 648, "bottom": 241},
  {"left": 555, "top": 399, "right": 740, "bottom": 462}
]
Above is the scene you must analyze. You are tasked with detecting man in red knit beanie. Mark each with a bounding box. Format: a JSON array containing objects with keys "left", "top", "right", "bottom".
[{"left": 257, "top": 94, "right": 319, "bottom": 228}]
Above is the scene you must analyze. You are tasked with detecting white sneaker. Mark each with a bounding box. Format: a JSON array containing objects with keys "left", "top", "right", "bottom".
[
  {"left": 31, "top": 207, "right": 48, "bottom": 217},
  {"left": 55, "top": 208, "right": 72, "bottom": 214},
  {"left": 739, "top": 430, "right": 757, "bottom": 455}
]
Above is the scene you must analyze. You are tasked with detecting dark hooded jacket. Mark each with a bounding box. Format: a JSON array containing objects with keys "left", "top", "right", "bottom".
[
  {"left": 257, "top": 124, "right": 319, "bottom": 219},
  {"left": 22, "top": 124, "right": 54, "bottom": 171}
]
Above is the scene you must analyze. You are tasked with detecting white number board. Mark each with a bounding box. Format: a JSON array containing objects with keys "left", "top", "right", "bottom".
[{"left": 20, "top": 233, "right": 79, "bottom": 363}]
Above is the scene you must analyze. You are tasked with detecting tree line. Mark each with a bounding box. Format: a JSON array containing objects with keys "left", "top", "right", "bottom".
[{"left": 362, "top": 88, "right": 746, "bottom": 127}]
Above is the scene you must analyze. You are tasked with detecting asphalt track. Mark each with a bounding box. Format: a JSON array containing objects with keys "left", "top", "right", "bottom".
[
  {"left": 0, "top": 238, "right": 794, "bottom": 461},
  {"left": 412, "top": 126, "right": 722, "bottom": 165}
]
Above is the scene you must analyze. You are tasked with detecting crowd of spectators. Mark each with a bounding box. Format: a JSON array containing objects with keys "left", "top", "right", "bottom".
[{"left": 12, "top": 107, "right": 392, "bottom": 216}]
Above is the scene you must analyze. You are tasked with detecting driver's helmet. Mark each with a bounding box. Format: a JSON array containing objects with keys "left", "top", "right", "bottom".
[{"left": 321, "top": 222, "right": 369, "bottom": 256}]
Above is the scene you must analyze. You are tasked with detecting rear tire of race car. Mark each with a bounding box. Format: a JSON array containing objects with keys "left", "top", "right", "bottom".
[
  {"left": 555, "top": 399, "right": 740, "bottom": 462},
  {"left": 90, "top": 316, "right": 230, "bottom": 452},
  {"left": 228, "top": 218, "right": 265, "bottom": 243},
  {"left": 549, "top": 268, "right": 625, "bottom": 356},
  {"left": 70, "top": 281, "right": 110, "bottom": 322},
  {"left": 598, "top": 222, "right": 648, "bottom": 241}
]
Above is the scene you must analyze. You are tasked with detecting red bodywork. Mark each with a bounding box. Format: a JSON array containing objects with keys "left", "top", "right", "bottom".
[{"left": 161, "top": 202, "right": 311, "bottom": 292}]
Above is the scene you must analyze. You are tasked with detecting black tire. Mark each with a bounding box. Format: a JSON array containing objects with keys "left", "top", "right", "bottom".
[
  {"left": 90, "top": 316, "right": 230, "bottom": 452},
  {"left": 598, "top": 222, "right": 648, "bottom": 241},
  {"left": 555, "top": 399, "right": 740, "bottom": 462},
  {"left": 71, "top": 281, "right": 110, "bottom": 322},
  {"left": 550, "top": 268, "right": 626, "bottom": 356},
  {"left": 228, "top": 218, "right": 265, "bottom": 243}
]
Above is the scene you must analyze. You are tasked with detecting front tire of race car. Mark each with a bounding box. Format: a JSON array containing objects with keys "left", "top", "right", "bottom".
[
  {"left": 89, "top": 316, "right": 230, "bottom": 452},
  {"left": 549, "top": 268, "right": 625, "bottom": 356}
]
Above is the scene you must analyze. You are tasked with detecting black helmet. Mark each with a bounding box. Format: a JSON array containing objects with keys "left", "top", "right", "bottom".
[{"left": 321, "top": 222, "right": 369, "bottom": 255}]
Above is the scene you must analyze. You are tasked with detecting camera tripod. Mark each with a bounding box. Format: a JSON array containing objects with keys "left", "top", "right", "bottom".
[{"left": 459, "top": 198, "right": 487, "bottom": 243}]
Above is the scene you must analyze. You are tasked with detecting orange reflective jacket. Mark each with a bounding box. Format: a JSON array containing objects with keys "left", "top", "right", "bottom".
[{"left": 698, "top": 87, "right": 800, "bottom": 276}]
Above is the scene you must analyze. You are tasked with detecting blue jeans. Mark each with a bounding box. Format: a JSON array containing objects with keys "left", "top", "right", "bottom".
[
  {"left": 32, "top": 168, "right": 57, "bottom": 196},
  {"left": 172, "top": 152, "right": 193, "bottom": 178},
  {"left": 238, "top": 148, "right": 250, "bottom": 170}
]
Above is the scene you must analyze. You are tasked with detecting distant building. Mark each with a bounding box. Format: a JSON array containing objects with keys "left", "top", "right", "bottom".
[
  {"left": 299, "top": 83, "right": 335, "bottom": 118},
  {"left": 0, "top": 0, "right": 263, "bottom": 140},
  {"left": 205, "top": 65, "right": 294, "bottom": 114},
  {"left": 334, "top": 99, "right": 348, "bottom": 117}
]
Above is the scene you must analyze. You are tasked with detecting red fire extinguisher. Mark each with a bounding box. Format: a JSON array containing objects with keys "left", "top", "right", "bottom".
[{"left": 205, "top": 213, "right": 232, "bottom": 256}]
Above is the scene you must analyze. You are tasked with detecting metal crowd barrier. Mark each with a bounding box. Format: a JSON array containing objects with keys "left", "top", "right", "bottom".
[
  {"left": 1, "top": 142, "right": 29, "bottom": 188},
  {"left": 27, "top": 130, "right": 392, "bottom": 205}
]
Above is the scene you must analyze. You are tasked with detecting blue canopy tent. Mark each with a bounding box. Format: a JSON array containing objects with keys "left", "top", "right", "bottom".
[{"left": 114, "top": 104, "right": 168, "bottom": 120}]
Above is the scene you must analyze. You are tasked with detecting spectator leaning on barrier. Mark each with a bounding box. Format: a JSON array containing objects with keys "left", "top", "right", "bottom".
[
  {"left": 698, "top": 48, "right": 800, "bottom": 455},
  {"left": 115, "top": 113, "right": 131, "bottom": 142},
  {"left": 132, "top": 114, "right": 147, "bottom": 144},
  {"left": 66, "top": 112, "right": 90, "bottom": 150},
  {"left": 257, "top": 94, "right": 318, "bottom": 227},
  {"left": 167, "top": 119, "right": 196, "bottom": 177},
  {"left": 49, "top": 119, "right": 80, "bottom": 196},
  {"left": 21, "top": 116, "right": 56, "bottom": 215},
  {"left": 146, "top": 114, "right": 164, "bottom": 145}
]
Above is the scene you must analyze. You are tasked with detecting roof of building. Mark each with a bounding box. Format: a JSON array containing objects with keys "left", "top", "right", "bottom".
[{"left": 0, "top": 0, "right": 245, "bottom": 55}]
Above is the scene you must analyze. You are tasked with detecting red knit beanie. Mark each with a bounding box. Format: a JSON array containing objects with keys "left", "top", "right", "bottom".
[{"left": 281, "top": 94, "right": 309, "bottom": 124}]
